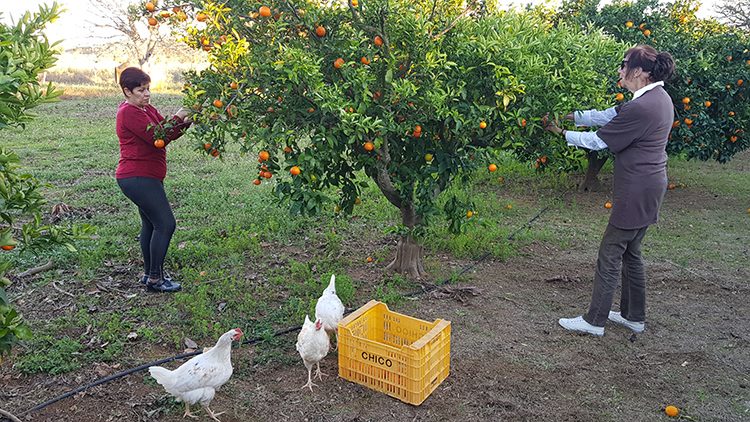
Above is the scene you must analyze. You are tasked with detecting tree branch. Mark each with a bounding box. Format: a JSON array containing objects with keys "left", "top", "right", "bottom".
[{"left": 431, "top": 6, "right": 473, "bottom": 40}]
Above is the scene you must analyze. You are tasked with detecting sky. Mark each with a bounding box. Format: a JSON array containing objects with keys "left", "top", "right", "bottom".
[{"left": 0, "top": 0, "right": 725, "bottom": 49}]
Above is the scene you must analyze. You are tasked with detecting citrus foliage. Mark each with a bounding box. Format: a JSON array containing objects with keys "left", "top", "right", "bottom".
[
  {"left": 0, "top": 3, "right": 91, "bottom": 358},
  {"left": 559, "top": 0, "right": 750, "bottom": 163}
]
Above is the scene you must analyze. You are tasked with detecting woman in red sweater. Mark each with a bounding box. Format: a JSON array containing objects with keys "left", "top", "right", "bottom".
[{"left": 116, "top": 67, "right": 191, "bottom": 293}]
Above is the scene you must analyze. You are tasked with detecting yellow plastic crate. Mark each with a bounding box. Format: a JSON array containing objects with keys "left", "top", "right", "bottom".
[{"left": 337, "top": 300, "right": 451, "bottom": 405}]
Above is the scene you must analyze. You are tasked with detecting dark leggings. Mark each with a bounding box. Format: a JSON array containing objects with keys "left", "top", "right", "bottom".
[{"left": 117, "top": 177, "right": 176, "bottom": 280}]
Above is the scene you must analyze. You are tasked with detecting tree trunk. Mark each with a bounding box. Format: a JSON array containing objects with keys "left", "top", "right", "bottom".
[
  {"left": 386, "top": 235, "right": 427, "bottom": 279},
  {"left": 578, "top": 150, "right": 608, "bottom": 192},
  {"left": 385, "top": 202, "right": 427, "bottom": 279}
]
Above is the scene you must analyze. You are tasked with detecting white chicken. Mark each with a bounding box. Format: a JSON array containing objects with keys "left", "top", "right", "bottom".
[
  {"left": 314, "top": 274, "right": 345, "bottom": 349},
  {"left": 148, "top": 328, "right": 243, "bottom": 421},
  {"left": 295, "top": 315, "right": 330, "bottom": 392}
]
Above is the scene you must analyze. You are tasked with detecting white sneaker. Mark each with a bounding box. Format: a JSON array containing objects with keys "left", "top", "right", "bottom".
[
  {"left": 558, "top": 316, "right": 604, "bottom": 336},
  {"left": 608, "top": 311, "right": 645, "bottom": 333}
]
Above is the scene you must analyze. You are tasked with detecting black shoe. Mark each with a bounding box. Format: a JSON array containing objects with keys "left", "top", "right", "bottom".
[
  {"left": 146, "top": 278, "right": 182, "bottom": 293},
  {"left": 140, "top": 272, "right": 173, "bottom": 285}
]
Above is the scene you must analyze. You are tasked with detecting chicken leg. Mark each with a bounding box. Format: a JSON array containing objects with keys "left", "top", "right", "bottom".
[
  {"left": 203, "top": 405, "right": 225, "bottom": 422},
  {"left": 314, "top": 362, "right": 328, "bottom": 381},
  {"left": 183, "top": 402, "right": 198, "bottom": 419},
  {"left": 301, "top": 362, "right": 318, "bottom": 392}
]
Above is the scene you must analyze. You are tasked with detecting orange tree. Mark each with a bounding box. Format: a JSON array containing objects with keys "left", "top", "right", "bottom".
[
  {"left": 558, "top": 0, "right": 750, "bottom": 186},
  {"left": 147, "top": 0, "right": 622, "bottom": 277}
]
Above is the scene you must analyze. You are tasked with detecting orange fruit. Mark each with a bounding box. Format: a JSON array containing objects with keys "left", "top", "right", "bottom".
[
  {"left": 253, "top": 179, "right": 261, "bottom": 185},
  {"left": 704, "top": 100, "right": 711, "bottom": 107},
  {"left": 414, "top": 124, "right": 422, "bottom": 133},
  {"left": 211, "top": 149, "right": 220, "bottom": 157},
  {"left": 259, "top": 6, "right": 271, "bottom": 17},
  {"left": 284, "top": 146, "right": 292, "bottom": 154},
  {"left": 196, "top": 12, "right": 207, "bottom": 22},
  {"left": 230, "top": 81, "right": 238, "bottom": 89},
  {"left": 672, "top": 120, "right": 680, "bottom": 128},
  {"left": 148, "top": 17, "right": 158, "bottom": 26},
  {"left": 1, "top": 245, "right": 15, "bottom": 251},
  {"left": 366, "top": 256, "right": 373, "bottom": 263},
  {"left": 307, "top": 107, "right": 315, "bottom": 113},
  {"left": 154, "top": 139, "right": 165, "bottom": 148},
  {"left": 259, "top": 150, "right": 270, "bottom": 161},
  {"left": 352, "top": 0, "right": 358, "bottom": 6},
  {"left": 213, "top": 99, "right": 224, "bottom": 108},
  {"left": 639, "top": 23, "right": 646, "bottom": 29},
  {"left": 203, "top": 142, "right": 212, "bottom": 151},
  {"left": 372, "top": 91, "right": 382, "bottom": 100},
  {"left": 681, "top": 97, "right": 690, "bottom": 104},
  {"left": 202, "top": 45, "right": 211, "bottom": 52},
  {"left": 360, "top": 56, "right": 370, "bottom": 65},
  {"left": 604, "top": 201, "right": 613, "bottom": 209},
  {"left": 625, "top": 21, "right": 633, "bottom": 28},
  {"left": 615, "top": 93, "right": 624, "bottom": 101},
  {"left": 520, "top": 118, "right": 527, "bottom": 127},
  {"left": 729, "top": 111, "right": 735, "bottom": 117},
  {"left": 540, "top": 155, "right": 548, "bottom": 164},
  {"left": 738, "top": 79, "right": 744, "bottom": 86},
  {"left": 334, "top": 58, "right": 345, "bottom": 69},
  {"left": 413, "top": 130, "right": 422, "bottom": 138},
  {"left": 146, "top": 2, "right": 156, "bottom": 12},
  {"left": 488, "top": 163, "right": 497, "bottom": 172},
  {"left": 315, "top": 25, "right": 326, "bottom": 37},
  {"left": 374, "top": 35, "right": 383, "bottom": 47},
  {"left": 684, "top": 118, "right": 693, "bottom": 125},
  {"left": 643, "top": 29, "right": 651, "bottom": 36},
  {"left": 290, "top": 166, "right": 301, "bottom": 176},
  {"left": 363, "top": 141, "right": 374, "bottom": 151},
  {"left": 730, "top": 136, "right": 738, "bottom": 143},
  {"left": 479, "top": 121, "right": 487, "bottom": 129},
  {"left": 160, "top": 11, "right": 171, "bottom": 18},
  {"left": 727, "top": 55, "right": 733, "bottom": 62},
  {"left": 466, "top": 210, "right": 474, "bottom": 218},
  {"left": 665, "top": 405, "right": 679, "bottom": 417}
]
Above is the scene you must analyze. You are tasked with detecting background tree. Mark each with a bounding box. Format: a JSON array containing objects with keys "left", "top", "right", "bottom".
[
  {"left": 714, "top": 0, "right": 750, "bottom": 31},
  {"left": 557, "top": 0, "right": 750, "bottom": 189},
  {"left": 86, "top": 0, "right": 184, "bottom": 71},
  {"left": 0, "top": 3, "right": 91, "bottom": 359}
]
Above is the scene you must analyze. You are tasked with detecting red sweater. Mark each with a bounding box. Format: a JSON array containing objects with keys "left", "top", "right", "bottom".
[{"left": 115, "top": 101, "right": 191, "bottom": 181}]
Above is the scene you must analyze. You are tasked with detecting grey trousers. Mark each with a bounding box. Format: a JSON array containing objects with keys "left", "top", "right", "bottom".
[{"left": 583, "top": 223, "right": 649, "bottom": 327}]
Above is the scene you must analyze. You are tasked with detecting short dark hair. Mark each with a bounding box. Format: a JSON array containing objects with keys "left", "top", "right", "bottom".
[
  {"left": 119, "top": 67, "right": 151, "bottom": 93},
  {"left": 624, "top": 45, "right": 675, "bottom": 82}
]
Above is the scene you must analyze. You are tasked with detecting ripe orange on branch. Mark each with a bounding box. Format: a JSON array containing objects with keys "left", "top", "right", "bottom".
[
  {"left": 373, "top": 35, "right": 383, "bottom": 47},
  {"left": 196, "top": 12, "right": 207, "bottom": 22},
  {"left": 604, "top": 201, "right": 613, "bottom": 209},
  {"left": 665, "top": 406, "right": 679, "bottom": 417},
  {"left": 290, "top": 166, "right": 301, "bottom": 175},
  {"left": 615, "top": 93, "right": 624, "bottom": 101},
  {"left": 363, "top": 141, "right": 374, "bottom": 151},
  {"left": 488, "top": 163, "right": 498, "bottom": 172},
  {"left": 315, "top": 26, "right": 326, "bottom": 37},
  {"left": 148, "top": 17, "right": 158, "bottom": 26},
  {"left": 259, "top": 6, "right": 272, "bottom": 17},
  {"left": 1, "top": 245, "right": 15, "bottom": 251},
  {"left": 154, "top": 139, "right": 165, "bottom": 148},
  {"left": 479, "top": 121, "right": 487, "bottom": 129},
  {"left": 213, "top": 99, "right": 224, "bottom": 108},
  {"left": 681, "top": 97, "right": 690, "bottom": 104},
  {"left": 259, "top": 150, "right": 270, "bottom": 161},
  {"left": 145, "top": 2, "right": 156, "bottom": 12},
  {"left": 333, "top": 58, "right": 345, "bottom": 69}
]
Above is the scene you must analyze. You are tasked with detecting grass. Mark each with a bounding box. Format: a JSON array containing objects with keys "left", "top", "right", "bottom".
[{"left": 3, "top": 92, "right": 749, "bottom": 375}]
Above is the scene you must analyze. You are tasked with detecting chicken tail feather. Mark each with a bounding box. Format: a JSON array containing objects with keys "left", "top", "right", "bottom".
[{"left": 148, "top": 366, "right": 175, "bottom": 390}]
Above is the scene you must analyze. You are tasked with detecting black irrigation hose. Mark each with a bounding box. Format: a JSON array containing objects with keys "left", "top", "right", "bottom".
[{"left": 19, "top": 187, "right": 572, "bottom": 416}]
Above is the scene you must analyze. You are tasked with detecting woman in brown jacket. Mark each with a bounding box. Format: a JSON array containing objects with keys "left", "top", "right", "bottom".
[{"left": 543, "top": 45, "right": 676, "bottom": 336}]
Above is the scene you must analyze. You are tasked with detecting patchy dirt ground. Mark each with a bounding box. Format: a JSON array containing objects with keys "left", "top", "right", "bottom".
[{"left": 2, "top": 235, "right": 749, "bottom": 422}]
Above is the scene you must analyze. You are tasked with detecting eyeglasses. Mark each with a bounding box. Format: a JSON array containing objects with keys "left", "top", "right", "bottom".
[{"left": 620, "top": 60, "right": 628, "bottom": 69}]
